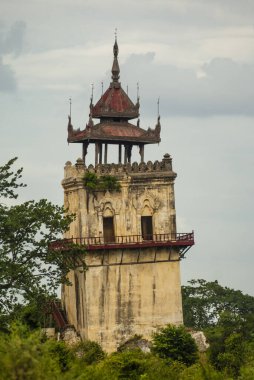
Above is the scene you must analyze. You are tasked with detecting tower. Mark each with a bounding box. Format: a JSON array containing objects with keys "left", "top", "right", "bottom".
[{"left": 61, "top": 38, "right": 194, "bottom": 352}]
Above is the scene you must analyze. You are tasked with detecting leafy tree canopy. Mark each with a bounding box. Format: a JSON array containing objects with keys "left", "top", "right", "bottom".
[
  {"left": 182, "top": 279, "right": 254, "bottom": 330},
  {"left": 182, "top": 279, "right": 254, "bottom": 377},
  {"left": 151, "top": 324, "right": 198, "bottom": 366},
  {"left": 0, "top": 158, "right": 85, "bottom": 320}
]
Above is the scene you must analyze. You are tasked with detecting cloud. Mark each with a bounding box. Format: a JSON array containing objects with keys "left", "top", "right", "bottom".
[
  {"left": 0, "top": 21, "right": 26, "bottom": 92},
  {"left": 0, "top": 21, "right": 26, "bottom": 56},
  {"left": 0, "top": 58, "right": 16, "bottom": 91},
  {"left": 120, "top": 53, "right": 254, "bottom": 117}
]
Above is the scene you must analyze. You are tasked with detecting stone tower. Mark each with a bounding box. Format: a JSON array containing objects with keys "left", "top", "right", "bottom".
[{"left": 61, "top": 38, "right": 194, "bottom": 352}]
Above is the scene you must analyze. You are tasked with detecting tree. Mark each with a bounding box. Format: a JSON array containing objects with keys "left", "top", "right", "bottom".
[
  {"left": 151, "top": 324, "right": 198, "bottom": 366},
  {"left": 0, "top": 158, "right": 85, "bottom": 319},
  {"left": 182, "top": 279, "right": 254, "bottom": 377},
  {"left": 72, "top": 340, "right": 106, "bottom": 365},
  {"left": 205, "top": 313, "right": 251, "bottom": 377},
  {"left": 182, "top": 279, "right": 254, "bottom": 330}
]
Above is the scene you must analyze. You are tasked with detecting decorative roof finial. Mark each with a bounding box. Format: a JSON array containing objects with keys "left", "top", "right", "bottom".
[
  {"left": 157, "top": 97, "right": 160, "bottom": 117},
  {"left": 101, "top": 81, "right": 104, "bottom": 96},
  {"left": 114, "top": 28, "right": 118, "bottom": 54},
  {"left": 112, "top": 29, "right": 120, "bottom": 84},
  {"left": 90, "top": 83, "right": 94, "bottom": 106},
  {"left": 69, "top": 97, "right": 72, "bottom": 118},
  {"left": 137, "top": 82, "right": 140, "bottom": 102}
]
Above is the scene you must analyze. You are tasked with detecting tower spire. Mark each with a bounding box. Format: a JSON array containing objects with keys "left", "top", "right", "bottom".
[{"left": 111, "top": 29, "right": 120, "bottom": 84}]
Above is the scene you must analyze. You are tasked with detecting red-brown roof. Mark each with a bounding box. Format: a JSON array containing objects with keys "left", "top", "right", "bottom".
[
  {"left": 68, "top": 120, "right": 161, "bottom": 144},
  {"left": 67, "top": 39, "right": 161, "bottom": 146},
  {"left": 91, "top": 85, "right": 139, "bottom": 120}
]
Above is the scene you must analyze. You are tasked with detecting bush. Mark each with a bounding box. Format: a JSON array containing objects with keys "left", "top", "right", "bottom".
[
  {"left": 83, "top": 172, "right": 121, "bottom": 192},
  {"left": 78, "top": 350, "right": 185, "bottom": 380},
  {"left": 151, "top": 324, "right": 198, "bottom": 366},
  {"left": 0, "top": 324, "right": 62, "bottom": 379},
  {"left": 72, "top": 340, "right": 106, "bottom": 365}
]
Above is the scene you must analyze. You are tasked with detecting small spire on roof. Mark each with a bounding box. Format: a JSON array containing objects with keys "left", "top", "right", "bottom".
[
  {"left": 90, "top": 83, "right": 94, "bottom": 106},
  {"left": 69, "top": 97, "right": 72, "bottom": 118},
  {"left": 112, "top": 29, "right": 120, "bottom": 84},
  {"left": 157, "top": 97, "right": 160, "bottom": 117},
  {"left": 137, "top": 82, "right": 140, "bottom": 102}
]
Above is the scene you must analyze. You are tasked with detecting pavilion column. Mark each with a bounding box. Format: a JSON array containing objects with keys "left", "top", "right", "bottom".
[
  {"left": 139, "top": 144, "right": 144, "bottom": 162},
  {"left": 127, "top": 145, "right": 132, "bottom": 163},
  {"left": 99, "top": 143, "right": 103, "bottom": 164},
  {"left": 118, "top": 144, "right": 122, "bottom": 164},
  {"left": 95, "top": 143, "right": 99, "bottom": 165},
  {"left": 124, "top": 145, "right": 127, "bottom": 164},
  {"left": 82, "top": 142, "right": 89, "bottom": 164},
  {"left": 104, "top": 143, "right": 108, "bottom": 164}
]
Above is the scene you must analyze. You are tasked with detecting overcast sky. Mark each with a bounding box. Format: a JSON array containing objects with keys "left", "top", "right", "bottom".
[{"left": 1, "top": 0, "right": 254, "bottom": 295}]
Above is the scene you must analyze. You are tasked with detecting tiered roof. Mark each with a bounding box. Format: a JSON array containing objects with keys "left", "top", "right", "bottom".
[{"left": 67, "top": 38, "right": 161, "bottom": 146}]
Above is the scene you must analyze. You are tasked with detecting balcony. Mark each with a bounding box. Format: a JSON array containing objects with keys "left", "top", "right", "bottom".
[{"left": 50, "top": 232, "right": 194, "bottom": 260}]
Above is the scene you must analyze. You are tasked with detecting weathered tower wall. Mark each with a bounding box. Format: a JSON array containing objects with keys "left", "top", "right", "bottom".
[{"left": 61, "top": 155, "right": 183, "bottom": 352}]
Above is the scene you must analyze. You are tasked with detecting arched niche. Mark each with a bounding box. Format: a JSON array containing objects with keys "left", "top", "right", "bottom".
[
  {"left": 141, "top": 202, "right": 153, "bottom": 240},
  {"left": 141, "top": 203, "right": 153, "bottom": 216},
  {"left": 102, "top": 202, "right": 115, "bottom": 242}
]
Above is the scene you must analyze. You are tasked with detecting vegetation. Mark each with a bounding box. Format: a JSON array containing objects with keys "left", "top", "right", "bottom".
[
  {"left": 84, "top": 172, "right": 121, "bottom": 192},
  {"left": 1, "top": 159, "right": 254, "bottom": 378},
  {"left": 182, "top": 279, "right": 254, "bottom": 378},
  {"left": 0, "top": 280, "right": 253, "bottom": 379},
  {"left": 151, "top": 324, "right": 198, "bottom": 366},
  {"left": 182, "top": 279, "right": 254, "bottom": 330},
  {"left": 0, "top": 158, "right": 85, "bottom": 325}
]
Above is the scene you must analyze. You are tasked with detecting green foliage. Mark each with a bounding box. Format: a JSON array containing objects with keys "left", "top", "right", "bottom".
[
  {"left": 1, "top": 322, "right": 254, "bottom": 379},
  {"left": 0, "top": 323, "right": 62, "bottom": 379},
  {"left": 0, "top": 158, "right": 83, "bottom": 320},
  {"left": 72, "top": 339, "right": 106, "bottom": 365},
  {"left": 102, "top": 350, "right": 147, "bottom": 379},
  {"left": 238, "top": 344, "right": 254, "bottom": 380},
  {"left": 100, "top": 175, "right": 121, "bottom": 192},
  {"left": 84, "top": 172, "right": 121, "bottom": 192},
  {"left": 205, "top": 312, "right": 253, "bottom": 377},
  {"left": 182, "top": 279, "right": 254, "bottom": 377},
  {"left": 0, "top": 157, "right": 26, "bottom": 199},
  {"left": 13, "top": 293, "right": 56, "bottom": 330},
  {"left": 83, "top": 171, "right": 98, "bottom": 191},
  {"left": 117, "top": 334, "right": 144, "bottom": 352},
  {"left": 182, "top": 279, "right": 254, "bottom": 330},
  {"left": 151, "top": 324, "right": 198, "bottom": 366},
  {"left": 46, "top": 339, "right": 73, "bottom": 372},
  {"left": 179, "top": 362, "right": 230, "bottom": 380},
  {"left": 77, "top": 350, "right": 185, "bottom": 380}
]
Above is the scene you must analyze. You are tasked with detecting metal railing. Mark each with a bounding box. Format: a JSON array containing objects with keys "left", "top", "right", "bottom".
[
  {"left": 51, "top": 232, "right": 194, "bottom": 249},
  {"left": 70, "top": 232, "right": 193, "bottom": 245}
]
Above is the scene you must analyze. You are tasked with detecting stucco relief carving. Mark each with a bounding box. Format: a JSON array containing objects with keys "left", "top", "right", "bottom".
[
  {"left": 95, "top": 192, "right": 122, "bottom": 217},
  {"left": 132, "top": 189, "right": 161, "bottom": 215}
]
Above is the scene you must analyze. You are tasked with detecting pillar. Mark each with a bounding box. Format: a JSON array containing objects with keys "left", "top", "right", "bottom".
[
  {"left": 139, "top": 144, "right": 144, "bottom": 162},
  {"left": 118, "top": 144, "right": 122, "bottom": 164},
  {"left": 104, "top": 144, "right": 108, "bottom": 164},
  {"left": 82, "top": 143, "right": 89, "bottom": 164}
]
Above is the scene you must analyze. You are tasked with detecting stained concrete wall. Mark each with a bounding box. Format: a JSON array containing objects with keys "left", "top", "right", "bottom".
[
  {"left": 62, "top": 253, "right": 182, "bottom": 352},
  {"left": 61, "top": 155, "right": 183, "bottom": 352}
]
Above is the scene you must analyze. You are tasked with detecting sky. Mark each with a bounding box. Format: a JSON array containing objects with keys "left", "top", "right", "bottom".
[{"left": 1, "top": 0, "right": 254, "bottom": 295}]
